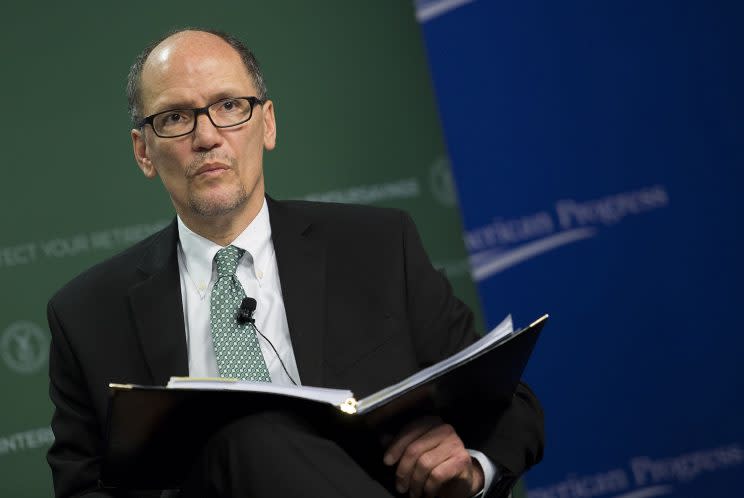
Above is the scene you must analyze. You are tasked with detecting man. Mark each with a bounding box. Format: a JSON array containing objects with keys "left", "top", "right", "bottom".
[{"left": 47, "top": 29, "right": 543, "bottom": 498}]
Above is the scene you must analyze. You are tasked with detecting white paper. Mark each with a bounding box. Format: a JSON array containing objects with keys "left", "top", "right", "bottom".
[
  {"left": 167, "top": 377, "right": 353, "bottom": 407},
  {"left": 356, "top": 314, "right": 514, "bottom": 413},
  {"left": 166, "top": 315, "right": 515, "bottom": 414}
]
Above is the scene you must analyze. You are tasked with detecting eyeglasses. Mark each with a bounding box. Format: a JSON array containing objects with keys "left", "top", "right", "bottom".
[{"left": 137, "top": 96, "right": 265, "bottom": 138}]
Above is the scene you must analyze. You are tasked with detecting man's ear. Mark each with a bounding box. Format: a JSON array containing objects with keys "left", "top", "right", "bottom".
[
  {"left": 132, "top": 128, "right": 158, "bottom": 178},
  {"left": 261, "top": 100, "right": 277, "bottom": 151}
]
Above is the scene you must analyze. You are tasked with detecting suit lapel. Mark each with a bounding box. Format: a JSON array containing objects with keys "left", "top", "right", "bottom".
[
  {"left": 267, "top": 198, "right": 327, "bottom": 387},
  {"left": 128, "top": 220, "right": 189, "bottom": 385}
]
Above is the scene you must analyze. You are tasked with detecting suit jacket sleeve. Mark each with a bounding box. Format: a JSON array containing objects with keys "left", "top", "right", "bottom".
[
  {"left": 47, "top": 300, "right": 114, "bottom": 498},
  {"left": 398, "top": 211, "right": 544, "bottom": 486}
]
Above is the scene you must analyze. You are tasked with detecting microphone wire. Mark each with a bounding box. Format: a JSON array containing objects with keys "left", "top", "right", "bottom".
[{"left": 249, "top": 321, "right": 300, "bottom": 387}]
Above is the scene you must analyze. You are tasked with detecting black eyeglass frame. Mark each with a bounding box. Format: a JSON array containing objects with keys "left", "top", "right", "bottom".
[{"left": 136, "top": 96, "right": 265, "bottom": 138}]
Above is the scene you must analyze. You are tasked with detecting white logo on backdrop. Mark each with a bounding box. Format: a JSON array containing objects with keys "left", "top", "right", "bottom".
[
  {"left": 1, "top": 321, "right": 49, "bottom": 374},
  {"left": 528, "top": 443, "right": 743, "bottom": 498},
  {"left": 415, "top": 0, "right": 476, "bottom": 23},
  {"left": 429, "top": 156, "right": 457, "bottom": 207},
  {"left": 0, "top": 220, "right": 168, "bottom": 270},
  {"left": 304, "top": 178, "right": 420, "bottom": 205},
  {"left": 0, "top": 427, "right": 54, "bottom": 456},
  {"left": 466, "top": 185, "right": 670, "bottom": 281},
  {"left": 302, "top": 156, "right": 458, "bottom": 207}
]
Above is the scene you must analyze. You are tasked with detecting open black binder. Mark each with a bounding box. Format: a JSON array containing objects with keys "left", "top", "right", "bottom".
[{"left": 101, "top": 314, "right": 547, "bottom": 489}]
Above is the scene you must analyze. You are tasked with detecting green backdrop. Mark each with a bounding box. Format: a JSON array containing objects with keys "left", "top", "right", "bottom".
[{"left": 0, "top": 2, "right": 482, "bottom": 496}]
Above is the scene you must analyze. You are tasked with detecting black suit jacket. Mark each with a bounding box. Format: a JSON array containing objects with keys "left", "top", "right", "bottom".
[{"left": 47, "top": 198, "right": 543, "bottom": 498}]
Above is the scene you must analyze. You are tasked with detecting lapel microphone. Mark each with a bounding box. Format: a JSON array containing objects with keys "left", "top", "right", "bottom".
[
  {"left": 237, "top": 297, "right": 257, "bottom": 325},
  {"left": 236, "top": 296, "right": 299, "bottom": 386}
]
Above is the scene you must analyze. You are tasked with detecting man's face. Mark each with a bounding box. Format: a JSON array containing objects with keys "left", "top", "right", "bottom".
[{"left": 131, "top": 32, "right": 276, "bottom": 221}]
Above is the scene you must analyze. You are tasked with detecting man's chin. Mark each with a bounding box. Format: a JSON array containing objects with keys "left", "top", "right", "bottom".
[{"left": 187, "top": 193, "right": 248, "bottom": 218}]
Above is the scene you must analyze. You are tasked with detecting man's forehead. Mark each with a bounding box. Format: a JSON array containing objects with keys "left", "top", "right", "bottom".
[
  {"left": 153, "top": 31, "right": 234, "bottom": 57},
  {"left": 144, "top": 32, "right": 244, "bottom": 78},
  {"left": 140, "top": 32, "right": 255, "bottom": 108}
]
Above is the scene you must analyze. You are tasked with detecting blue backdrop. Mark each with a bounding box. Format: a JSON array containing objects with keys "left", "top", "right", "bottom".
[{"left": 418, "top": 1, "right": 744, "bottom": 496}]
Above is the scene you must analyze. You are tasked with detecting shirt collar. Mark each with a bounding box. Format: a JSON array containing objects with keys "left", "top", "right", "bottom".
[
  {"left": 232, "top": 197, "right": 272, "bottom": 275},
  {"left": 177, "top": 197, "right": 272, "bottom": 287}
]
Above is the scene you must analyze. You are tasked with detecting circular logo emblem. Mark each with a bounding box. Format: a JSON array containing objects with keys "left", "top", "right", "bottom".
[
  {"left": 1, "top": 321, "right": 49, "bottom": 374},
  {"left": 429, "top": 156, "right": 457, "bottom": 207}
]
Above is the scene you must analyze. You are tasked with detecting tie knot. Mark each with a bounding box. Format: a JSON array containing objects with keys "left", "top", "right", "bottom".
[{"left": 214, "top": 245, "right": 245, "bottom": 278}]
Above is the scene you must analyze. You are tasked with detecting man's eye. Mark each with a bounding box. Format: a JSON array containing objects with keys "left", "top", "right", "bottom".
[
  {"left": 220, "top": 100, "right": 238, "bottom": 111},
  {"left": 166, "top": 112, "right": 183, "bottom": 122}
]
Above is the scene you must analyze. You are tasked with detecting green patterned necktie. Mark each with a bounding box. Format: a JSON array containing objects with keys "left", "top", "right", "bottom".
[{"left": 210, "top": 245, "right": 271, "bottom": 381}]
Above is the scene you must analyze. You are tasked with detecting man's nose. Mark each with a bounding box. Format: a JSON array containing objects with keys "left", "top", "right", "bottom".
[{"left": 192, "top": 113, "right": 223, "bottom": 150}]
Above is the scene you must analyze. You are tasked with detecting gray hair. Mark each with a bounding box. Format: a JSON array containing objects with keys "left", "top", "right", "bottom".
[{"left": 126, "top": 28, "right": 268, "bottom": 125}]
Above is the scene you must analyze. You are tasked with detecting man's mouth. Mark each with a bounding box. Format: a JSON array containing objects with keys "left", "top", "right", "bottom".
[{"left": 193, "top": 163, "right": 230, "bottom": 177}]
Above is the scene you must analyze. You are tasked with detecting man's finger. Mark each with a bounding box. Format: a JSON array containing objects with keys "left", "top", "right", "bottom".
[
  {"left": 383, "top": 416, "right": 441, "bottom": 466},
  {"left": 423, "top": 453, "right": 474, "bottom": 498},
  {"left": 396, "top": 430, "right": 456, "bottom": 496},
  {"left": 406, "top": 438, "right": 462, "bottom": 498}
]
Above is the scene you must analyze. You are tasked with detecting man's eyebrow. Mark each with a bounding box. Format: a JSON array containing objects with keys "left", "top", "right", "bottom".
[
  {"left": 153, "top": 101, "right": 196, "bottom": 112},
  {"left": 211, "top": 91, "right": 246, "bottom": 101},
  {"left": 152, "top": 92, "right": 247, "bottom": 113}
]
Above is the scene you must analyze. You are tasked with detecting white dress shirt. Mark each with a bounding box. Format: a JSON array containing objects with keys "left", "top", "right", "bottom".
[
  {"left": 177, "top": 198, "right": 300, "bottom": 385},
  {"left": 175, "top": 197, "right": 497, "bottom": 494}
]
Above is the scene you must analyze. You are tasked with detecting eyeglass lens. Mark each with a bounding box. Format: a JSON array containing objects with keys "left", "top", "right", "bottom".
[{"left": 153, "top": 98, "right": 254, "bottom": 137}]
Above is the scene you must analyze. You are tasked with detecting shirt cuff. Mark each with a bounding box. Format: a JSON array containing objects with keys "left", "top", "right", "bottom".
[{"left": 467, "top": 449, "right": 501, "bottom": 497}]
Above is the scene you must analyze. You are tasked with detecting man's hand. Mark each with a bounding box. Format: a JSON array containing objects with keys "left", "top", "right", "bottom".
[{"left": 383, "top": 416, "right": 484, "bottom": 498}]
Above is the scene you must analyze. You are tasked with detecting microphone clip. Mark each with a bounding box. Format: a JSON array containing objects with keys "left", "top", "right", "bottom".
[{"left": 236, "top": 297, "right": 257, "bottom": 325}]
